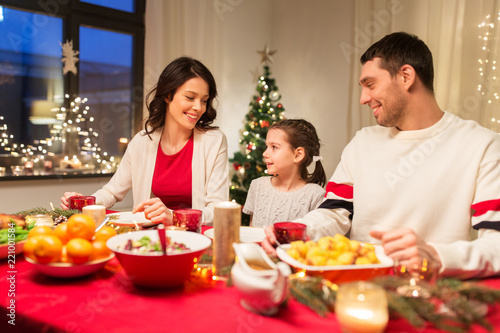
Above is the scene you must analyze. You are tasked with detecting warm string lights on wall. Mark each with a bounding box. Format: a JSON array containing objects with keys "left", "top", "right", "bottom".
[
  {"left": 477, "top": 12, "right": 500, "bottom": 132},
  {"left": 0, "top": 94, "right": 116, "bottom": 173}
]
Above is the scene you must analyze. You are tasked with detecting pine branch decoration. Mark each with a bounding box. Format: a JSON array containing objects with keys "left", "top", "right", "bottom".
[
  {"left": 16, "top": 207, "right": 80, "bottom": 219},
  {"left": 288, "top": 275, "right": 500, "bottom": 332}
]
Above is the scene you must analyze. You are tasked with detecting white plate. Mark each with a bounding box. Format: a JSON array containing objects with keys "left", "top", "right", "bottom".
[
  {"left": 204, "top": 227, "right": 266, "bottom": 243},
  {"left": 25, "top": 254, "right": 115, "bottom": 278},
  {"left": 107, "top": 211, "right": 155, "bottom": 227}
]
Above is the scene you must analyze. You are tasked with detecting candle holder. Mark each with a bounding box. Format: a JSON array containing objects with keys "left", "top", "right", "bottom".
[
  {"left": 172, "top": 209, "right": 202, "bottom": 232},
  {"left": 273, "top": 222, "right": 307, "bottom": 244},
  {"left": 10, "top": 165, "right": 25, "bottom": 176},
  {"left": 68, "top": 195, "right": 96, "bottom": 211},
  {"left": 394, "top": 258, "right": 438, "bottom": 298},
  {"left": 336, "top": 281, "right": 389, "bottom": 333}
]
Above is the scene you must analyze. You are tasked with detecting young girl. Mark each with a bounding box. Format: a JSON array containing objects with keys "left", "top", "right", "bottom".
[{"left": 243, "top": 118, "right": 326, "bottom": 228}]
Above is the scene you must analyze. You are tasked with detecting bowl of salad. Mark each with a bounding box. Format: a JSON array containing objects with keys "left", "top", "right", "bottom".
[{"left": 106, "top": 230, "right": 212, "bottom": 288}]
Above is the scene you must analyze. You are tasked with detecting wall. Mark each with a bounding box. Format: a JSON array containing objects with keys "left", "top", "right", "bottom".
[
  {"left": 215, "top": 0, "right": 355, "bottom": 177},
  {"left": 0, "top": 177, "right": 133, "bottom": 213},
  {"left": 1, "top": 0, "right": 356, "bottom": 214}
]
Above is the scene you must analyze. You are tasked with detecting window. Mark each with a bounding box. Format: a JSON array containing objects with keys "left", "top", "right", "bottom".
[{"left": 0, "top": 0, "right": 145, "bottom": 178}]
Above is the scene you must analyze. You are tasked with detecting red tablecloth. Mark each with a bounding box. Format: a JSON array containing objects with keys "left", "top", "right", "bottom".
[{"left": 2, "top": 248, "right": 500, "bottom": 332}]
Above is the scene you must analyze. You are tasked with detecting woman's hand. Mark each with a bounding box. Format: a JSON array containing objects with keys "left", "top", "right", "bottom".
[
  {"left": 61, "top": 192, "right": 82, "bottom": 210},
  {"left": 370, "top": 228, "right": 442, "bottom": 271},
  {"left": 261, "top": 225, "right": 278, "bottom": 256},
  {"left": 133, "top": 198, "right": 173, "bottom": 225}
]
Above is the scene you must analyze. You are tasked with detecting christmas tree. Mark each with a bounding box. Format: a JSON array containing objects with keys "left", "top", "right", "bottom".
[{"left": 229, "top": 45, "right": 286, "bottom": 223}]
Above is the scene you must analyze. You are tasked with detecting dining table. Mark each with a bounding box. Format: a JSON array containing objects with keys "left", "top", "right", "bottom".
[{"left": 1, "top": 227, "right": 500, "bottom": 333}]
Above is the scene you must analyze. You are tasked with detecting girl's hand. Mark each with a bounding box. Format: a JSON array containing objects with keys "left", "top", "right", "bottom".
[
  {"left": 133, "top": 198, "right": 173, "bottom": 225},
  {"left": 261, "top": 225, "right": 278, "bottom": 256},
  {"left": 61, "top": 192, "right": 82, "bottom": 210}
]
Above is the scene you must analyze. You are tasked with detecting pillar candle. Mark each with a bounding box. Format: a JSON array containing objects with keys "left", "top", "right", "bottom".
[{"left": 212, "top": 201, "right": 241, "bottom": 278}]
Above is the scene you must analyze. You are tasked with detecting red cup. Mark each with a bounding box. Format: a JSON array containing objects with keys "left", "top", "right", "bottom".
[
  {"left": 173, "top": 209, "right": 202, "bottom": 232},
  {"left": 69, "top": 195, "right": 96, "bottom": 211},
  {"left": 273, "top": 222, "right": 307, "bottom": 244}
]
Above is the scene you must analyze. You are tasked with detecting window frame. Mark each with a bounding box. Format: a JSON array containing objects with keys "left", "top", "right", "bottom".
[{"left": 0, "top": 0, "right": 145, "bottom": 180}]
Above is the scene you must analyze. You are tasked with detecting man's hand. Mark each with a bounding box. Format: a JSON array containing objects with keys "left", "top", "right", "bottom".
[
  {"left": 133, "top": 198, "right": 173, "bottom": 225},
  {"left": 370, "top": 228, "right": 441, "bottom": 271}
]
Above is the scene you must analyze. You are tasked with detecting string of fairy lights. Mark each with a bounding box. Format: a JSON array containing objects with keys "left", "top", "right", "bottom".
[
  {"left": 477, "top": 12, "right": 500, "bottom": 132},
  {"left": 0, "top": 94, "right": 116, "bottom": 173}
]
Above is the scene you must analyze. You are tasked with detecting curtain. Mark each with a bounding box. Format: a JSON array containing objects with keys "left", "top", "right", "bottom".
[
  {"left": 348, "top": 0, "right": 500, "bottom": 137},
  {"left": 143, "top": 0, "right": 224, "bottom": 119}
]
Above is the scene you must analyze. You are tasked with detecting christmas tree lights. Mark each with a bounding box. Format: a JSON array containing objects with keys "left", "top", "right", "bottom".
[{"left": 229, "top": 45, "right": 286, "bottom": 221}]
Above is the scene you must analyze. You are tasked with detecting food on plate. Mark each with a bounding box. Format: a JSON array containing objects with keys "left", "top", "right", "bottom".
[
  {"left": 286, "top": 234, "right": 380, "bottom": 266},
  {"left": 94, "top": 226, "right": 117, "bottom": 242},
  {"left": 90, "top": 239, "right": 112, "bottom": 261},
  {"left": 0, "top": 219, "right": 35, "bottom": 245},
  {"left": 24, "top": 213, "right": 115, "bottom": 265},
  {"left": 117, "top": 236, "right": 190, "bottom": 255},
  {"left": 66, "top": 214, "right": 95, "bottom": 241},
  {"left": 66, "top": 238, "right": 93, "bottom": 264},
  {"left": 53, "top": 223, "right": 70, "bottom": 244},
  {"left": 33, "top": 234, "right": 63, "bottom": 264},
  {"left": 0, "top": 213, "right": 25, "bottom": 229},
  {"left": 28, "top": 226, "right": 54, "bottom": 238}
]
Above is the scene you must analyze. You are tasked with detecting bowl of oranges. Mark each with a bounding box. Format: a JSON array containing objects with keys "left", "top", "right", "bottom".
[{"left": 24, "top": 214, "right": 117, "bottom": 278}]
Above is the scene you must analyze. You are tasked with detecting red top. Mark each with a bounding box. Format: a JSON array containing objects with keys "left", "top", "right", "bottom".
[{"left": 152, "top": 135, "right": 193, "bottom": 210}]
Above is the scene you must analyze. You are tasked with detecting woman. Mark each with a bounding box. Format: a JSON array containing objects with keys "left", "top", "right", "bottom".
[{"left": 61, "top": 57, "right": 229, "bottom": 225}]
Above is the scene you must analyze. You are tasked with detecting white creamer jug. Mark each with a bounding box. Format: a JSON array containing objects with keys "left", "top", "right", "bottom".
[{"left": 231, "top": 242, "right": 291, "bottom": 315}]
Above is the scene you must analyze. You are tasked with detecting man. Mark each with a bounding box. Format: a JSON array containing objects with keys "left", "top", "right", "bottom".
[{"left": 263, "top": 32, "right": 500, "bottom": 279}]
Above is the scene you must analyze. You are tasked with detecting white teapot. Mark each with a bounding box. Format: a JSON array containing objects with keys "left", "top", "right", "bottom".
[{"left": 231, "top": 242, "right": 291, "bottom": 316}]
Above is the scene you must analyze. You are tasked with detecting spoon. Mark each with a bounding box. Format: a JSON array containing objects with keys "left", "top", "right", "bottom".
[{"left": 157, "top": 224, "right": 167, "bottom": 255}]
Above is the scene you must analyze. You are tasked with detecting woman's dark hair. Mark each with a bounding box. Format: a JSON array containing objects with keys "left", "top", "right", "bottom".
[
  {"left": 270, "top": 119, "right": 326, "bottom": 187},
  {"left": 360, "top": 32, "right": 435, "bottom": 93},
  {"left": 144, "top": 57, "right": 218, "bottom": 135}
]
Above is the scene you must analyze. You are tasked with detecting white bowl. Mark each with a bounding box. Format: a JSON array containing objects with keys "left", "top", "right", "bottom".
[{"left": 106, "top": 230, "right": 212, "bottom": 288}]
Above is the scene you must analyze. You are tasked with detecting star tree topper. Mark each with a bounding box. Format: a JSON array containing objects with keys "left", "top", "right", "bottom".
[{"left": 257, "top": 44, "right": 277, "bottom": 65}]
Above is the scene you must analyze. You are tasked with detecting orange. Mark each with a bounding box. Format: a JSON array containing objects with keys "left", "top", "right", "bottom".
[
  {"left": 33, "top": 235, "right": 63, "bottom": 264},
  {"left": 28, "top": 226, "right": 54, "bottom": 238},
  {"left": 94, "top": 226, "right": 117, "bottom": 242},
  {"left": 90, "top": 239, "right": 112, "bottom": 261},
  {"left": 23, "top": 235, "right": 43, "bottom": 260},
  {"left": 53, "top": 223, "right": 69, "bottom": 244},
  {"left": 66, "top": 238, "right": 93, "bottom": 264},
  {"left": 67, "top": 214, "right": 95, "bottom": 241}
]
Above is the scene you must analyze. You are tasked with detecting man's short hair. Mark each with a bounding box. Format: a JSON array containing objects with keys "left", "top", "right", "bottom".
[{"left": 360, "top": 32, "right": 434, "bottom": 93}]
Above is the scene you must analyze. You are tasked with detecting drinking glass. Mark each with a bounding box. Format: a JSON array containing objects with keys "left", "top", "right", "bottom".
[
  {"left": 336, "top": 281, "right": 389, "bottom": 333},
  {"left": 394, "top": 258, "right": 438, "bottom": 298},
  {"left": 69, "top": 195, "right": 96, "bottom": 211},
  {"left": 273, "top": 222, "right": 307, "bottom": 244},
  {"left": 173, "top": 209, "right": 203, "bottom": 232}
]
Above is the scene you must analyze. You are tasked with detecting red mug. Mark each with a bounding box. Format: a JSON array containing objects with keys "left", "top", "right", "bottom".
[
  {"left": 273, "top": 222, "right": 307, "bottom": 244},
  {"left": 69, "top": 195, "right": 96, "bottom": 211}
]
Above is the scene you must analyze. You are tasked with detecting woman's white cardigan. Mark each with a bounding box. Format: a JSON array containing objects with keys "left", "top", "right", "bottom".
[{"left": 92, "top": 128, "right": 229, "bottom": 223}]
